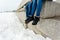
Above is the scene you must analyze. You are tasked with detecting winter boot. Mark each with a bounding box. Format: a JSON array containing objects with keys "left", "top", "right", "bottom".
[
  {"left": 32, "top": 16, "right": 40, "bottom": 25},
  {"left": 25, "top": 16, "right": 34, "bottom": 24}
]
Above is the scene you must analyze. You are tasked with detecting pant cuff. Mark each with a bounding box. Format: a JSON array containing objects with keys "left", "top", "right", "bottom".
[
  {"left": 29, "top": 15, "right": 33, "bottom": 17},
  {"left": 35, "top": 16, "right": 40, "bottom": 18}
]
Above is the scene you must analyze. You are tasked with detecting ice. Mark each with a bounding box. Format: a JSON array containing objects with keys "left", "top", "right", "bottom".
[{"left": 0, "top": 12, "right": 51, "bottom": 40}]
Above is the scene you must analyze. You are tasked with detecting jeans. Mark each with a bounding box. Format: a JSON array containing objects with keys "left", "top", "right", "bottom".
[{"left": 25, "top": 0, "right": 42, "bottom": 18}]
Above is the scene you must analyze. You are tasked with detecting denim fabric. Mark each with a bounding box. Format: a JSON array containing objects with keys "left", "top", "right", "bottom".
[
  {"left": 36, "top": 0, "right": 42, "bottom": 16},
  {"left": 25, "top": 0, "right": 42, "bottom": 18}
]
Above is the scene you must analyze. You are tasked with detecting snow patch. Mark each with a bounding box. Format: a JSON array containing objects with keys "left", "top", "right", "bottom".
[{"left": 0, "top": 12, "right": 52, "bottom": 40}]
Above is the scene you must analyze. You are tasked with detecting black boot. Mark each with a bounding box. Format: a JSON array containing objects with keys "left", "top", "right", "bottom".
[
  {"left": 32, "top": 16, "right": 40, "bottom": 25},
  {"left": 25, "top": 16, "right": 34, "bottom": 24}
]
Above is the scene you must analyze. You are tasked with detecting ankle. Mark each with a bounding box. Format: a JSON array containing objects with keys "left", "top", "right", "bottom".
[{"left": 35, "top": 16, "right": 40, "bottom": 20}]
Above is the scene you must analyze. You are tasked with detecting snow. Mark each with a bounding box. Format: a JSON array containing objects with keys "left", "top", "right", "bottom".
[
  {"left": 0, "top": 0, "right": 22, "bottom": 12},
  {"left": 0, "top": 12, "right": 52, "bottom": 40}
]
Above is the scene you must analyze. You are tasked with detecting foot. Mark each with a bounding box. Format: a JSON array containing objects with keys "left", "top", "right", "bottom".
[
  {"left": 25, "top": 17, "right": 34, "bottom": 24},
  {"left": 32, "top": 16, "right": 40, "bottom": 25}
]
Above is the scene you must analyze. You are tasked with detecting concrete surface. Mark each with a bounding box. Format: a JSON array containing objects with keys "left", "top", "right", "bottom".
[
  {"left": 16, "top": 11, "right": 60, "bottom": 40},
  {"left": 40, "top": 1, "right": 60, "bottom": 18}
]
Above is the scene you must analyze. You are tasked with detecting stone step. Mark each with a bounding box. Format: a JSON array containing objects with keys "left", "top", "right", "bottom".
[{"left": 16, "top": 11, "right": 60, "bottom": 40}]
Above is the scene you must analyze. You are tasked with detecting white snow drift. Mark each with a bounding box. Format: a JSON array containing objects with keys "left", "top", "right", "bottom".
[
  {"left": 0, "top": 0, "right": 22, "bottom": 12},
  {"left": 0, "top": 12, "right": 51, "bottom": 40}
]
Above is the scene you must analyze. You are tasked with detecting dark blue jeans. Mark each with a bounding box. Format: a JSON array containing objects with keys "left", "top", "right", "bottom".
[{"left": 25, "top": 0, "right": 42, "bottom": 18}]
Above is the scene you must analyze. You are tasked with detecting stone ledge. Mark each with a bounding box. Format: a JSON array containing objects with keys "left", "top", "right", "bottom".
[
  {"left": 16, "top": 11, "right": 60, "bottom": 40},
  {"left": 40, "top": 1, "right": 60, "bottom": 18},
  {"left": 17, "top": 1, "right": 60, "bottom": 18}
]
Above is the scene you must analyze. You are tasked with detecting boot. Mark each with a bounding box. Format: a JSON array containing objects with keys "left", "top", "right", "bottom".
[
  {"left": 25, "top": 16, "right": 34, "bottom": 24},
  {"left": 32, "top": 16, "right": 40, "bottom": 25}
]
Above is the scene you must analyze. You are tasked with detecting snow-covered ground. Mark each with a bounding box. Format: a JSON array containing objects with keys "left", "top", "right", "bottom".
[
  {"left": 0, "top": 0, "right": 22, "bottom": 12},
  {"left": 0, "top": 12, "right": 52, "bottom": 40}
]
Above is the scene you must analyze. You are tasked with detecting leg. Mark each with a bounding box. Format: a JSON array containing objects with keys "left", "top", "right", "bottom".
[
  {"left": 29, "top": 0, "right": 37, "bottom": 17},
  {"left": 25, "top": 2, "right": 34, "bottom": 24},
  {"left": 36, "top": 0, "right": 42, "bottom": 17},
  {"left": 32, "top": 0, "right": 42, "bottom": 25},
  {"left": 25, "top": 0, "right": 37, "bottom": 24},
  {"left": 25, "top": 2, "right": 32, "bottom": 18}
]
